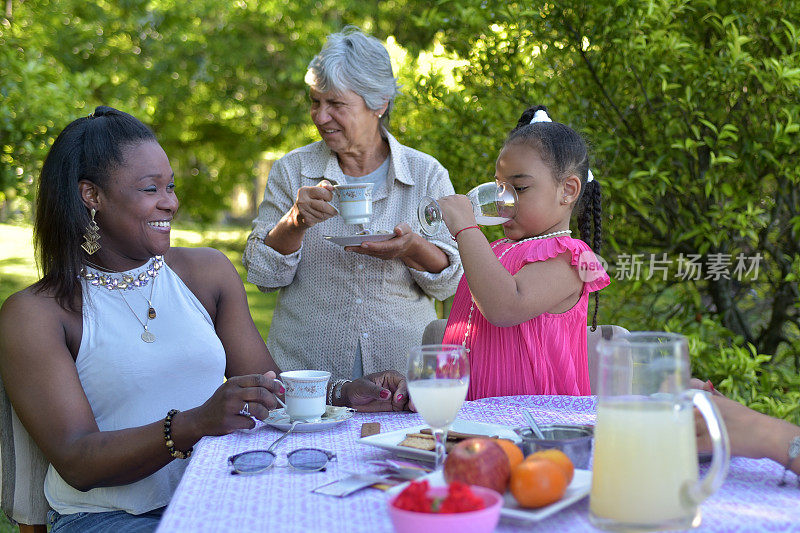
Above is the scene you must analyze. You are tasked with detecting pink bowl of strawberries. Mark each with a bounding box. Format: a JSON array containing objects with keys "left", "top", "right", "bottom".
[{"left": 387, "top": 480, "right": 503, "bottom": 533}]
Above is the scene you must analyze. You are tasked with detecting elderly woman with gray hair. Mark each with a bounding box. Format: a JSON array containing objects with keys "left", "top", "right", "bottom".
[{"left": 244, "top": 27, "right": 462, "bottom": 395}]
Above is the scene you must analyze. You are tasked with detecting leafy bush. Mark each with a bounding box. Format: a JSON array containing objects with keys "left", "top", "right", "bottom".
[{"left": 396, "top": 0, "right": 800, "bottom": 420}]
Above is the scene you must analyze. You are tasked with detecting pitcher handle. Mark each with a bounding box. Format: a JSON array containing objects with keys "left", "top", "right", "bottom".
[{"left": 684, "top": 390, "right": 730, "bottom": 504}]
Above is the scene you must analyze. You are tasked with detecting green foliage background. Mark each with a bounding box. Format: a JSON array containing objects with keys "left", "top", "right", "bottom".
[
  {"left": 398, "top": 0, "right": 800, "bottom": 421},
  {"left": 1, "top": 0, "right": 798, "bottom": 423}
]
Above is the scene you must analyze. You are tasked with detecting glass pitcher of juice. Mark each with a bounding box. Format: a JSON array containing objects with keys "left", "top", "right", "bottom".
[{"left": 589, "top": 332, "right": 730, "bottom": 531}]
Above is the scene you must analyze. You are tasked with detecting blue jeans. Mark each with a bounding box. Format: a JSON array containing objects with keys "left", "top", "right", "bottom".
[{"left": 48, "top": 507, "right": 164, "bottom": 533}]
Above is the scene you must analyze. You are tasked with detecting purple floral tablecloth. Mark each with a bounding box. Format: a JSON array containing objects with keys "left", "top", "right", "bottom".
[{"left": 157, "top": 395, "right": 798, "bottom": 532}]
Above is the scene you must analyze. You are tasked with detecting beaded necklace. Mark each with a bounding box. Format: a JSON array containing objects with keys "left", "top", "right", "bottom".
[
  {"left": 79, "top": 256, "right": 164, "bottom": 343},
  {"left": 461, "top": 230, "right": 572, "bottom": 352},
  {"left": 79, "top": 256, "right": 164, "bottom": 290}
]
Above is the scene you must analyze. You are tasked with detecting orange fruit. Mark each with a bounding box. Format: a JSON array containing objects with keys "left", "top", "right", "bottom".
[
  {"left": 524, "top": 449, "right": 574, "bottom": 483},
  {"left": 493, "top": 438, "right": 524, "bottom": 469},
  {"left": 510, "top": 459, "right": 569, "bottom": 508}
]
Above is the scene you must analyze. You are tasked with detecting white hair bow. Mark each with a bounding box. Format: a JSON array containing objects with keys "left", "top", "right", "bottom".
[
  {"left": 529, "top": 109, "right": 594, "bottom": 183},
  {"left": 531, "top": 109, "right": 552, "bottom": 123}
]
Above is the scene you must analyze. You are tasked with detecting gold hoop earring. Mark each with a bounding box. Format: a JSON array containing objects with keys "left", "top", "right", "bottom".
[{"left": 81, "top": 208, "right": 101, "bottom": 255}]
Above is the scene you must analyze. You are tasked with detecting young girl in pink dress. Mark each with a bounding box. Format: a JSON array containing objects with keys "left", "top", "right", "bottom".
[{"left": 437, "top": 105, "right": 609, "bottom": 399}]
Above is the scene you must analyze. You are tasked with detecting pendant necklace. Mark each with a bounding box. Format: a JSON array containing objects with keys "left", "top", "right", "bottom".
[
  {"left": 79, "top": 256, "right": 163, "bottom": 342},
  {"left": 118, "top": 271, "right": 158, "bottom": 343},
  {"left": 462, "top": 230, "right": 572, "bottom": 352}
]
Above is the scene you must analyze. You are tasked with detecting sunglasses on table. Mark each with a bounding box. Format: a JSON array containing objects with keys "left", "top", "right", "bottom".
[{"left": 228, "top": 448, "right": 336, "bottom": 475}]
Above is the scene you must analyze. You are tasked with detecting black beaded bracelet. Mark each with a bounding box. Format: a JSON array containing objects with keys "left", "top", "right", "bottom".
[{"left": 164, "top": 409, "right": 193, "bottom": 459}]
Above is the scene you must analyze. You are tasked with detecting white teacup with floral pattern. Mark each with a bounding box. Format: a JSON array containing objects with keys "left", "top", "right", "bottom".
[
  {"left": 274, "top": 370, "right": 332, "bottom": 421},
  {"left": 333, "top": 183, "right": 373, "bottom": 225}
]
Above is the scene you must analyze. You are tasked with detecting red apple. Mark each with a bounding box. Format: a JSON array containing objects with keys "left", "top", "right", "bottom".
[{"left": 443, "top": 438, "right": 511, "bottom": 494}]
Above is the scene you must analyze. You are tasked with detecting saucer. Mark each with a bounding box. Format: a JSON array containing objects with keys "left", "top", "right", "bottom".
[
  {"left": 324, "top": 232, "right": 393, "bottom": 247},
  {"left": 264, "top": 405, "right": 355, "bottom": 432}
]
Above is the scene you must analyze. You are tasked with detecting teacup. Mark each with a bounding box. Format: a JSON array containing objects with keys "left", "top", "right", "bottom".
[
  {"left": 274, "top": 370, "right": 331, "bottom": 422},
  {"left": 333, "top": 183, "right": 373, "bottom": 225}
]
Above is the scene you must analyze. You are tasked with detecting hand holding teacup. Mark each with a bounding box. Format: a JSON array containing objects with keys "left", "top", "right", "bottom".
[
  {"left": 194, "top": 371, "right": 285, "bottom": 434},
  {"left": 291, "top": 180, "right": 338, "bottom": 229},
  {"left": 291, "top": 180, "right": 374, "bottom": 229}
]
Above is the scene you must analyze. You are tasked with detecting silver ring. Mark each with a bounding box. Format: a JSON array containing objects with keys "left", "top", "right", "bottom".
[{"left": 239, "top": 402, "right": 251, "bottom": 417}]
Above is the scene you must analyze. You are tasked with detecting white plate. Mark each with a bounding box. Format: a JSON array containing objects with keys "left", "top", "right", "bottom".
[
  {"left": 324, "top": 232, "right": 394, "bottom": 246},
  {"left": 388, "top": 469, "right": 592, "bottom": 523},
  {"left": 358, "top": 419, "right": 521, "bottom": 462},
  {"left": 264, "top": 405, "right": 355, "bottom": 432}
]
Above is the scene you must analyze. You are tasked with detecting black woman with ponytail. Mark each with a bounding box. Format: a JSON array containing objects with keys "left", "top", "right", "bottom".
[
  {"left": 435, "top": 105, "right": 610, "bottom": 400},
  {"left": 0, "top": 106, "right": 410, "bottom": 532}
]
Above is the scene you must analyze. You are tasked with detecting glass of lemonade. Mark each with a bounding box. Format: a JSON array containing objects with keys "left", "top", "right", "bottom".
[
  {"left": 406, "top": 344, "right": 470, "bottom": 470},
  {"left": 418, "top": 182, "right": 518, "bottom": 236},
  {"left": 589, "top": 332, "right": 731, "bottom": 531}
]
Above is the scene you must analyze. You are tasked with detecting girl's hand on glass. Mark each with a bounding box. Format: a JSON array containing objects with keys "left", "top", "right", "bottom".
[
  {"left": 436, "top": 194, "right": 477, "bottom": 236},
  {"left": 418, "top": 182, "right": 516, "bottom": 236}
]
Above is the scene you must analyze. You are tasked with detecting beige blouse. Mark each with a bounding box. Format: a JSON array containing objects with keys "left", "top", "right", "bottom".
[{"left": 243, "top": 131, "right": 463, "bottom": 378}]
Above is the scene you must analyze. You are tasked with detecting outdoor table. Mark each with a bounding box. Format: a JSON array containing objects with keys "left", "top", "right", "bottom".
[{"left": 157, "top": 395, "right": 799, "bottom": 532}]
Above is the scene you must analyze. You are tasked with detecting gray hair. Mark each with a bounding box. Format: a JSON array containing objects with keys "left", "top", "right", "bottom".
[{"left": 306, "top": 26, "right": 401, "bottom": 127}]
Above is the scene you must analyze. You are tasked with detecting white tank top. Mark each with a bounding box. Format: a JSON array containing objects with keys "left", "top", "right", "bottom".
[{"left": 44, "top": 259, "right": 226, "bottom": 515}]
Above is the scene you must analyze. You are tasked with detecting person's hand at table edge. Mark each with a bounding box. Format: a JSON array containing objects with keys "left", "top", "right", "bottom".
[
  {"left": 691, "top": 377, "right": 800, "bottom": 480},
  {"left": 341, "top": 370, "right": 415, "bottom": 412}
]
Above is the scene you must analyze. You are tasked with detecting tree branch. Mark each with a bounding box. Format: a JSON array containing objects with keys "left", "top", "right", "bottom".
[
  {"left": 627, "top": 61, "right": 656, "bottom": 114},
  {"left": 758, "top": 280, "right": 795, "bottom": 354},
  {"left": 707, "top": 264, "right": 755, "bottom": 344},
  {"left": 559, "top": 17, "right": 640, "bottom": 149}
]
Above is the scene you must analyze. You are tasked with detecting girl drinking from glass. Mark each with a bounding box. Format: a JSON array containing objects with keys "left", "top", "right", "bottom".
[{"left": 437, "top": 105, "right": 609, "bottom": 399}]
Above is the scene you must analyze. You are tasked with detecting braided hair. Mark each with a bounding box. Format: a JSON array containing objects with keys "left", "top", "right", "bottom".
[
  {"left": 505, "top": 105, "right": 603, "bottom": 329},
  {"left": 33, "top": 106, "right": 156, "bottom": 311}
]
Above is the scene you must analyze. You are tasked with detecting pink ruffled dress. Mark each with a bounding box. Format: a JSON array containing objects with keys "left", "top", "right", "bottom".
[{"left": 442, "top": 236, "right": 610, "bottom": 400}]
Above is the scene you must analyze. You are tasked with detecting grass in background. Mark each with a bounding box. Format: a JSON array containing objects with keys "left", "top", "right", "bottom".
[
  {"left": 0, "top": 224, "right": 38, "bottom": 305},
  {"left": 0, "top": 514, "right": 16, "bottom": 532},
  {"left": 0, "top": 223, "right": 276, "bottom": 343},
  {"left": 170, "top": 226, "right": 276, "bottom": 343}
]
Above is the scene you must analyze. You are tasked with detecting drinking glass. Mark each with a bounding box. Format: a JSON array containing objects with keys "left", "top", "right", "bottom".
[
  {"left": 406, "top": 344, "right": 470, "bottom": 469},
  {"left": 589, "top": 332, "right": 730, "bottom": 531},
  {"left": 417, "top": 182, "right": 518, "bottom": 236}
]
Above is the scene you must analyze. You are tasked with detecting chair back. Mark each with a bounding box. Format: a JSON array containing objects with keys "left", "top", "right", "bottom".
[
  {"left": 421, "top": 318, "right": 448, "bottom": 345},
  {"left": 421, "top": 319, "right": 626, "bottom": 396},
  {"left": 587, "top": 325, "right": 630, "bottom": 395},
  {"left": 0, "top": 376, "right": 50, "bottom": 527}
]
